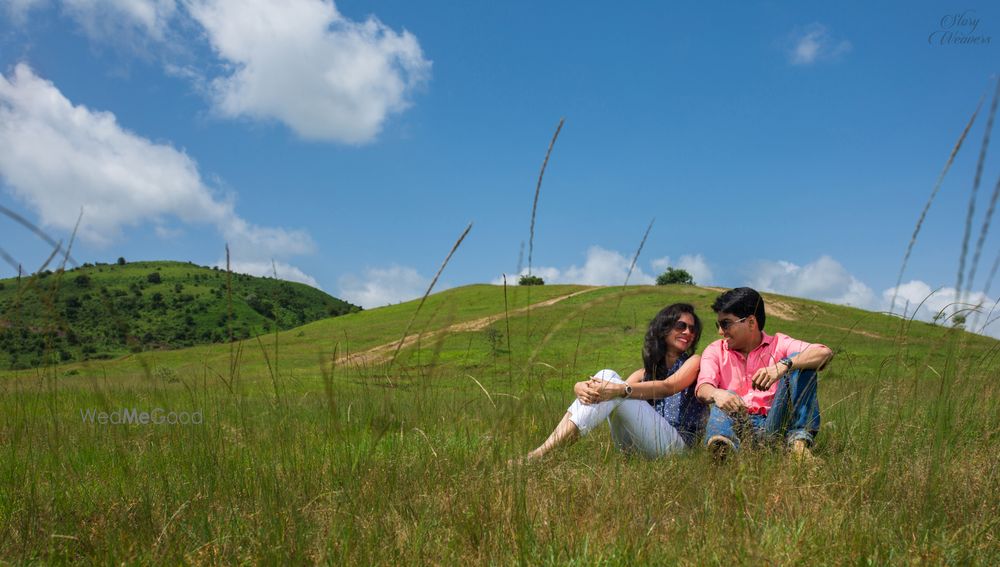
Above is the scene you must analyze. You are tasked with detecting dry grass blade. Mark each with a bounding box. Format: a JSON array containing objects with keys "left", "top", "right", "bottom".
[
  {"left": 624, "top": 218, "right": 654, "bottom": 287},
  {"left": 0, "top": 203, "right": 78, "bottom": 267},
  {"left": 968, "top": 172, "right": 1000, "bottom": 314},
  {"left": 982, "top": 245, "right": 1000, "bottom": 300},
  {"left": 958, "top": 78, "right": 1000, "bottom": 304},
  {"left": 35, "top": 239, "right": 63, "bottom": 274},
  {"left": 527, "top": 117, "right": 565, "bottom": 275},
  {"left": 57, "top": 208, "right": 83, "bottom": 273},
  {"left": 412, "top": 428, "right": 439, "bottom": 458},
  {"left": 389, "top": 222, "right": 473, "bottom": 367},
  {"left": 890, "top": 95, "right": 984, "bottom": 313},
  {"left": 613, "top": 217, "right": 654, "bottom": 318},
  {"left": 466, "top": 374, "right": 497, "bottom": 409},
  {"left": 964, "top": 78, "right": 1000, "bottom": 299},
  {"left": 503, "top": 274, "right": 513, "bottom": 385},
  {"left": 225, "top": 243, "right": 236, "bottom": 385},
  {"left": 0, "top": 245, "right": 19, "bottom": 271}
]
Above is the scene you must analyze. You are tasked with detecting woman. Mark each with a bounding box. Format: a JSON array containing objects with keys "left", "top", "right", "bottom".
[{"left": 521, "top": 303, "right": 706, "bottom": 460}]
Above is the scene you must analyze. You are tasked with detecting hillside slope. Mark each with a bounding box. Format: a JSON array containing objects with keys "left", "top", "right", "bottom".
[
  {"left": 11, "top": 282, "right": 995, "bottom": 388},
  {"left": 0, "top": 260, "right": 360, "bottom": 368}
]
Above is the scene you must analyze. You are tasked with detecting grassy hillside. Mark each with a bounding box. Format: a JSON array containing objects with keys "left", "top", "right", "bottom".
[
  {"left": 1, "top": 284, "right": 997, "bottom": 563},
  {"left": 0, "top": 260, "right": 360, "bottom": 368}
]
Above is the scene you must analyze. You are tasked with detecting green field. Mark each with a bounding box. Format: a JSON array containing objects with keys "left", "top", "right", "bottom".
[{"left": 1, "top": 283, "right": 998, "bottom": 564}]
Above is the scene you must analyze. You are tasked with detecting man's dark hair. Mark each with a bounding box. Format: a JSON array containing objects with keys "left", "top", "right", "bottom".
[{"left": 712, "top": 287, "right": 766, "bottom": 331}]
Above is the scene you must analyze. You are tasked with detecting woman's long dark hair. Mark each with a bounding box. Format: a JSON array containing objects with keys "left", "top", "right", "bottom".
[{"left": 642, "top": 303, "right": 701, "bottom": 380}]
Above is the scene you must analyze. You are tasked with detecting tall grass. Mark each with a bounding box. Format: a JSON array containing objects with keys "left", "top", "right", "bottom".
[
  {"left": 2, "top": 103, "right": 1000, "bottom": 564},
  {"left": 1, "top": 280, "right": 998, "bottom": 564}
]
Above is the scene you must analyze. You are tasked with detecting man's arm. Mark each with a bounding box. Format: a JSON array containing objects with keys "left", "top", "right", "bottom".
[
  {"left": 750, "top": 343, "right": 833, "bottom": 391},
  {"left": 694, "top": 345, "right": 747, "bottom": 413}
]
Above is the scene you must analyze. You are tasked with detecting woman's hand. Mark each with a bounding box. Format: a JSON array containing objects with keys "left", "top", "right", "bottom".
[
  {"left": 574, "top": 378, "right": 623, "bottom": 404},
  {"left": 586, "top": 378, "right": 624, "bottom": 404}
]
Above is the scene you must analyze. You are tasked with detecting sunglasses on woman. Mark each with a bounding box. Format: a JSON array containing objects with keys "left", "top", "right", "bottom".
[{"left": 670, "top": 320, "right": 697, "bottom": 333}]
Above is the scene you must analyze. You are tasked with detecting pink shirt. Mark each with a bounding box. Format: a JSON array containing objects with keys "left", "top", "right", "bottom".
[{"left": 696, "top": 332, "right": 825, "bottom": 414}]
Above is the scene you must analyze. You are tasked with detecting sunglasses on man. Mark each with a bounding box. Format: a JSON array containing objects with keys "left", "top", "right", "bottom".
[{"left": 714, "top": 316, "right": 748, "bottom": 331}]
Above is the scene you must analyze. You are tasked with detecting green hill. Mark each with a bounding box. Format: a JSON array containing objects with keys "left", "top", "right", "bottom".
[
  {"left": 10, "top": 281, "right": 995, "bottom": 388},
  {"left": 0, "top": 260, "right": 360, "bottom": 368}
]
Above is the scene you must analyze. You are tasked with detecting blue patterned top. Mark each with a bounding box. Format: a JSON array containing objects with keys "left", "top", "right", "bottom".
[{"left": 643, "top": 354, "right": 708, "bottom": 446}]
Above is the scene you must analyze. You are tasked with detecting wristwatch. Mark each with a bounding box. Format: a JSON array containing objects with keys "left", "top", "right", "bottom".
[
  {"left": 622, "top": 384, "right": 633, "bottom": 398},
  {"left": 779, "top": 357, "right": 793, "bottom": 372}
]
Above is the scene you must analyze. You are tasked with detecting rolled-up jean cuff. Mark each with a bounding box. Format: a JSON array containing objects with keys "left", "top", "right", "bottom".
[
  {"left": 567, "top": 412, "right": 594, "bottom": 436},
  {"left": 786, "top": 430, "right": 814, "bottom": 446}
]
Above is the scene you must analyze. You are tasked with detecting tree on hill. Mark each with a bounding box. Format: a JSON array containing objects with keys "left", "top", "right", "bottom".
[
  {"left": 519, "top": 274, "right": 545, "bottom": 286},
  {"left": 655, "top": 267, "right": 694, "bottom": 286},
  {"left": 117, "top": 257, "right": 126, "bottom": 266}
]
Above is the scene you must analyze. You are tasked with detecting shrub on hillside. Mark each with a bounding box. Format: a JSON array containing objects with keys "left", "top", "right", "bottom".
[
  {"left": 655, "top": 268, "right": 694, "bottom": 286},
  {"left": 519, "top": 274, "right": 545, "bottom": 286}
]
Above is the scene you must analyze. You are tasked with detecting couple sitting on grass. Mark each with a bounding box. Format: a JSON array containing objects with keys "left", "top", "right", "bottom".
[{"left": 523, "top": 287, "right": 834, "bottom": 462}]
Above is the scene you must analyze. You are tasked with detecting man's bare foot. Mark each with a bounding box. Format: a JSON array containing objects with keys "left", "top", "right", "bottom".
[{"left": 506, "top": 450, "right": 541, "bottom": 468}]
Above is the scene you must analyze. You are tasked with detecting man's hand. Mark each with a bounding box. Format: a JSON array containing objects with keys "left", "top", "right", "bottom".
[
  {"left": 712, "top": 389, "right": 747, "bottom": 414},
  {"left": 750, "top": 365, "right": 785, "bottom": 391}
]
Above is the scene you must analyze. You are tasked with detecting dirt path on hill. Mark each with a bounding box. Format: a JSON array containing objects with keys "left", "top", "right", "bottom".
[{"left": 336, "top": 287, "right": 600, "bottom": 366}]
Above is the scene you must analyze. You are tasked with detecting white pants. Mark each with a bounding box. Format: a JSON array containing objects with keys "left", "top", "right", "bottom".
[{"left": 567, "top": 369, "right": 686, "bottom": 458}]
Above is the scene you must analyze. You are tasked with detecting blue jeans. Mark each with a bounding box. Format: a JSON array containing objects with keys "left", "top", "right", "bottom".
[{"left": 703, "top": 365, "right": 820, "bottom": 450}]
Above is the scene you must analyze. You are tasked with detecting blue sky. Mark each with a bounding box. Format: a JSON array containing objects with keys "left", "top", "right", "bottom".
[{"left": 0, "top": 1, "right": 998, "bottom": 334}]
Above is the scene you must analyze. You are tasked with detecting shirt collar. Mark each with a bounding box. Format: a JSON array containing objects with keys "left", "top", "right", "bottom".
[
  {"left": 720, "top": 331, "right": 774, "bottom": 356},
  {"left": 756, "top": 331, "right": 774, "bottom": 350}
]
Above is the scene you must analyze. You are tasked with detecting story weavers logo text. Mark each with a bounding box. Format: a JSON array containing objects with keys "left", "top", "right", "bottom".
[
  {"left": 80, "top": 407, "right": 203, "bottom": 425},
  {"left": 929, "top": 10, "right": 991, "bottom": 45}
]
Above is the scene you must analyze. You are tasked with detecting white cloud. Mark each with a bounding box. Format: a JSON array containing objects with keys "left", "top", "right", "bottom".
[
  {"left": 881, "top": 280, "right": 1000, "bottom": 337},
  {"left": 651, "top": 253, "right": 713, "bottom": 285},
  {"left": 62, "top": 0, "right": 178, "bottom": 42},
  {"left": 496, "top": 246, "right": 655, "bottom": 286},
  {"left": 0, "top": 63, "right": 316, "bottom": 276},
  {"left": 226, "top": 260, "right": 320, "bottom": 289},
  {"left": 10, "top": 1, "right": 429, "bottom": 143},
  {"left": 185, "top": 0, "right": 430, "bottom": 143},
  {"left": 5, "top": 0, "right": 47, "bottom": 24},
  {"left": 338, "top": 265, "right": 429, "bottom": 308},
  {"left": 748, "top": 255, "right": 876, "bottom": 308},
  {"left": 788, "top": 23, "right": 852, "bottom": 66},
  {"left": 222, "top": 216, "right": 314, "bottom": 260}
]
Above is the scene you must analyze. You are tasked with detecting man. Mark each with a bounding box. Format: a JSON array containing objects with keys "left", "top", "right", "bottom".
[{"left": 695, "top": 287, "right": 833, "bottom": 459}]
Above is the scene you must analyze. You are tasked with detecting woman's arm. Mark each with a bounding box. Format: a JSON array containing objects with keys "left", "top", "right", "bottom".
[{"left": 588, "top": 355, "right": 701, "bottom": 402}]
